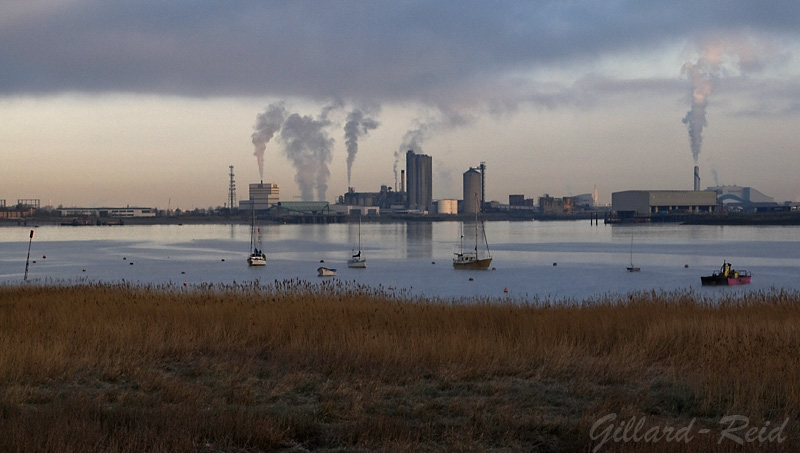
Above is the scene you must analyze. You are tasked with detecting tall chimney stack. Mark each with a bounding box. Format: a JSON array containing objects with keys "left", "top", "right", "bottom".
[{"left": 693, "top": 166, "right": 700, "bottom": 191}]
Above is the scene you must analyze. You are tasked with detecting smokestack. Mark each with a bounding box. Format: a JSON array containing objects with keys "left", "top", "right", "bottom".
[
  {"left": 694, "top": 166, "right": 700, "bottom": 191},
  {"left": 400, "top": 170, "right": 405, "bottom": 193}
]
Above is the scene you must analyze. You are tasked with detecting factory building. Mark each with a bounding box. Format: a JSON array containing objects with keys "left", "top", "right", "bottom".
[
  {"left": 611, "top": 190, "right": 717, "bottom": 220},
  {"left": 57, "top": 207, "right": 156, "bottom": 217},
  {"left": 462, "top": 168, "right": 482, "bottom": 214},
  {"left": 405, "top": 150, "right": 432, "bottom": 212},
  {"left": 340, "top": 186, "right": 402, "bottom": 209},
  {"left": 239, "top": 182, "right": 279, "bottom": 212},
  {"left": 539, "top": 195, "right": 577, "bottom": 215},
  {"left": 707, "top": 185, "right": 773, "bottom": 207},
  {"left": 509, "top": 195, "right": 534, "bottom": 207}
]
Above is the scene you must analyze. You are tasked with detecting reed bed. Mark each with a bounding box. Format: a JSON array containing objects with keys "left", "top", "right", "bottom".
[{"left": 1, "top": 280, "right": 799, "bottom": 452}]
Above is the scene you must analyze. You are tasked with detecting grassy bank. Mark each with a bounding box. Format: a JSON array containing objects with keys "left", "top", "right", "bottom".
[{"left": 1, "top": 281, "right": 799, "bottom": 451}]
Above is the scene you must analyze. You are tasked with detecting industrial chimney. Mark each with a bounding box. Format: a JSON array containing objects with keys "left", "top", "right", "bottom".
[
  {"left": 400, "top": 170, "right": 405, "bottom": 193},
  {"left": 693, "top": 166, "right": 700, "bottom": 191}
]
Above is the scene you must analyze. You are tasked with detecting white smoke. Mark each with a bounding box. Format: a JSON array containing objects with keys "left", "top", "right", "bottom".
[
  {"left": 279, "top": 110, "right": 335, "bottom": 201},
  {"left": 251, "top": 103, "right": 287, "bottom": 180},
  {"left": 344, "top": 109, "right": 379, "bottom": 187},
  {"left": 682, "top": 35, "right": 768, "bottom": 164},
  {"left": 394, "top": 123, "right": 429, "bottom": 190}
]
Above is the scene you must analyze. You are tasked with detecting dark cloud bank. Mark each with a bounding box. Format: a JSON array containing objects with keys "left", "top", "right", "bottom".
[{"left": 2, "top": 0, "right": 798, "bottom": 107}]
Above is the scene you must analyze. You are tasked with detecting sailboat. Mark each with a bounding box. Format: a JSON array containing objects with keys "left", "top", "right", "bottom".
[
  {"left": 347, "top": 214, "right": 366, "bottom": 268},
  {"left": 626, "top": 232, "right": 640, "bottom": 272},
  {"left": 453, "top": 198, "right": 492, "bottom": 269},
  {"left": 247, "top": 205, "right": 266, "bottom": 267}
]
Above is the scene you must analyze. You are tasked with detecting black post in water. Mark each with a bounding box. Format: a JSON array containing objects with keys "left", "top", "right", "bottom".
[{"left": 24, "top": 230, "right": 33, "bottom": 281}]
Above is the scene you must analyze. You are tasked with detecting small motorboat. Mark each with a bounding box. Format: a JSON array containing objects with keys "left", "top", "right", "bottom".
[
  {"left": 701, "top": 261, "right": 751, "bottom": 286},
  {"left": 317, "top": 266, "right": 337, "bottom": 277}
]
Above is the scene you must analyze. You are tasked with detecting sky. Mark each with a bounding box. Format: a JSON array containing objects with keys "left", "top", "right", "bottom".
[{"left": 1, "top": 1, "right": 799, "bottom": 209}]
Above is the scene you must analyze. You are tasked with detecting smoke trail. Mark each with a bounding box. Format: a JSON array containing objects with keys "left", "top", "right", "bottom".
[
  {"left": 399, "top": 123, "right": 428, "bottom": 154},
  {"left": 681, "top": 58, "right": 713, "bottom": 164},
  {"left": 344, "top": 109, "right": 379, "bottom": 187},
  {"left": 681, "top": 36, "right": 765, "bottom": 163},
  {"left": 279, "top": 111, "right": 334, "bottom": 201},
  {"left": 251, "top": 103, "right": 287, "bottom": 180},
  {"left": 394, "top": 122, "right": 430, "bottom": 189}
]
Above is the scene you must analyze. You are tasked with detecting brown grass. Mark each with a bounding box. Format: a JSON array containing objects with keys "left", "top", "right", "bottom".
[{"left": 1, "top": 280, "right": 799, "bottom": 451}]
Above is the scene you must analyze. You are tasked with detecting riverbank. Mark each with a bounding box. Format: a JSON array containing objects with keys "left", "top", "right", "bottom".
[
  {"left": 6, "top": 209, "right": 800, "bottom": 227},
  {"left": 682, "top": 211, "right": 800, "bottom": 226},
  {"left": 2, "top": 282, "right": 798, "bottom": 451}
]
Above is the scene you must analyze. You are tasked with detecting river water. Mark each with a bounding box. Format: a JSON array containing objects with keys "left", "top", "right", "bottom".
[{"left": 2, "top": 221, "right": 799, "bottom": 302}]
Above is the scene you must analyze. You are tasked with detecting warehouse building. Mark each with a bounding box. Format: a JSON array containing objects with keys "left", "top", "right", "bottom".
[{"left": 611, "top": 190, "right": 717, "bottom": 220}]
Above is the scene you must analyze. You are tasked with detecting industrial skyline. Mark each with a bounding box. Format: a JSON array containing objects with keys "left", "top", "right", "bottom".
[{"left": 1, "top": 3, "right": 799, "bottom": 209}]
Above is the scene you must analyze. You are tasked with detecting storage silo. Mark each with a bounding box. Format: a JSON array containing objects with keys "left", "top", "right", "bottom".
[{"left": 463, "top": 168, "right": 482, "bottom": 214}]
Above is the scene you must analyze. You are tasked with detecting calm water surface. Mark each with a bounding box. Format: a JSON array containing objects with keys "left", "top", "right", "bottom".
[{"left": 2, "top": 221, "right": 799, "bottom": 301}]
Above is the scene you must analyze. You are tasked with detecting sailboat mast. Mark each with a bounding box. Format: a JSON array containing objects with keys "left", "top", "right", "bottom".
[
  {"left": 474, "top": 195, "right": 479, "bottom": 254},
  {"left": 630, "top": 233, "right": 634, "bottom": 266},
  {"left": 474, "top": 207, "right": 479, "bottom": 254}
]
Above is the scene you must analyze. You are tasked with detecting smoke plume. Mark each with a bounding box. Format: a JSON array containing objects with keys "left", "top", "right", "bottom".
[
  {"left": 681, "top": 57, "right": 714, "bottom": 164},
  {"left": 279, "top": 111, "right": 334, "bottom": 201},
  {"left": 251, "top": 103, "right": 287, "bottom": 179},
  {"left": 344, "top": 109, "right": 379, "bottom": 187},
  {"left": 681, "top": 36, "right": 766, "bottom": 163},
  {"left": 394, "top": 121, "right": 431, "bottom": 190}
]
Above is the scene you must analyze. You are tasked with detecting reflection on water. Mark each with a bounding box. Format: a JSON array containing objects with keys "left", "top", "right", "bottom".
[
  {"left": 406, "top": 222, "right": 433, "bottom": 259},
  {"left": 2, "top": 221, "right": 800, "bottom": 301}
]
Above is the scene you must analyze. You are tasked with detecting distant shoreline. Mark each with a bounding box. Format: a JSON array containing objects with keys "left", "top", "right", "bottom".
[
  {"left": 4, "top": 210, "right": 800, "bottom": 226},
  {"left": 681, "top": 211, "right": 800, "bottom": 226}
]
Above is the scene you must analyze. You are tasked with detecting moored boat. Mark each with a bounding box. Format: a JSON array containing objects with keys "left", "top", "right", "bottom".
[
  {"left": 701, "top": 261, "right": 751, "bottom": 286},
  {"left": 626, "top": 233, "right": 640, "bottom": 272},
  {"left": 247, "top": 205, "right": 266, "bottom": 267},
  {"left": 317, "top": 266, "right": 337, "bottom": 277},
  {"left": 347, "top": 215, "right": 366, "bottom": 268},
  {"left": 453, "top": 197, "right": 492, "bottom": 270}
]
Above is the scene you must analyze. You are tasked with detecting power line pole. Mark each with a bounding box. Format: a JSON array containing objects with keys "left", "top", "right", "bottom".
[
  {"left": 228, "top": 165, "right": 237, "bottom": 211},
  {"left": 24, "top": 230, "right": 33, "bottom": 281}
]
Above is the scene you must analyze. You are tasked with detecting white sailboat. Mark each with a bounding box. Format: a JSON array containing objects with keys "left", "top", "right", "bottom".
[
  {"left": 347, "top": 214, "right": 366, "bottom": 268},
  {"left": 247, "top": 206, "right": 266, "bottom": 267},
  {"left": 453, "top": 198, "right": 492, "bottom": 269},
  {"left": 626, "top": 232, "right": 640, "bottom": 272}
]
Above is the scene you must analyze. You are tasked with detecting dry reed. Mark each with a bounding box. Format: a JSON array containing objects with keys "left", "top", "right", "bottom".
[{"left": 1, "top": 281, "right": 799, "bottom": 451}]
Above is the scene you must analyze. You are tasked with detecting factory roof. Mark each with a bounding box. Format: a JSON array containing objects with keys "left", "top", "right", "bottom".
[{"left": 276, "top": 201, "right": 331, "bottom": 214}]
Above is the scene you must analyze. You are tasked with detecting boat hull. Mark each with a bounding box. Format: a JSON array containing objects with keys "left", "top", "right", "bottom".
[
  {"left": 317, "top": 267, "right": 337, "bottom": 276},
  {"left": 347, "top": 258, "right": 366, "bottom": 268},
  {"left": 247, "top": 254, "right": 266, "bottom": 266},
  {"left": 701, "top": 275, "right": 751, "bottom": 286},
  {"left": 453, "top": 257, "right": 492, "bottom": 270}
]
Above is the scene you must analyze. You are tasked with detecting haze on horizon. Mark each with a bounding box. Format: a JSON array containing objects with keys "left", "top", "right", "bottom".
[{"left": 1, "top": 1, "right": 799, "bottom": 209}]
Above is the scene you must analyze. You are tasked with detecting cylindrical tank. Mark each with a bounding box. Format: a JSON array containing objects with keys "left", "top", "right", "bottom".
[
  {"left": 438, "top": 199, "right": 458, "bottom": 214},
  {"left": 463, "top": 168, "right": 482, "bottom": 213}
]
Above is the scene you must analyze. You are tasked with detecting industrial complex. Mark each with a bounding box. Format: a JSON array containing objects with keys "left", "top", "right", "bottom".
[{"left": 2, "top": 155, "right": 795, "bottom": 224}]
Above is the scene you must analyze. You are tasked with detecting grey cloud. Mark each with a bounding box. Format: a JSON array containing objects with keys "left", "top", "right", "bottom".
[{"left": 1, "top": 1, "right": 798, "bottom": 111}]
